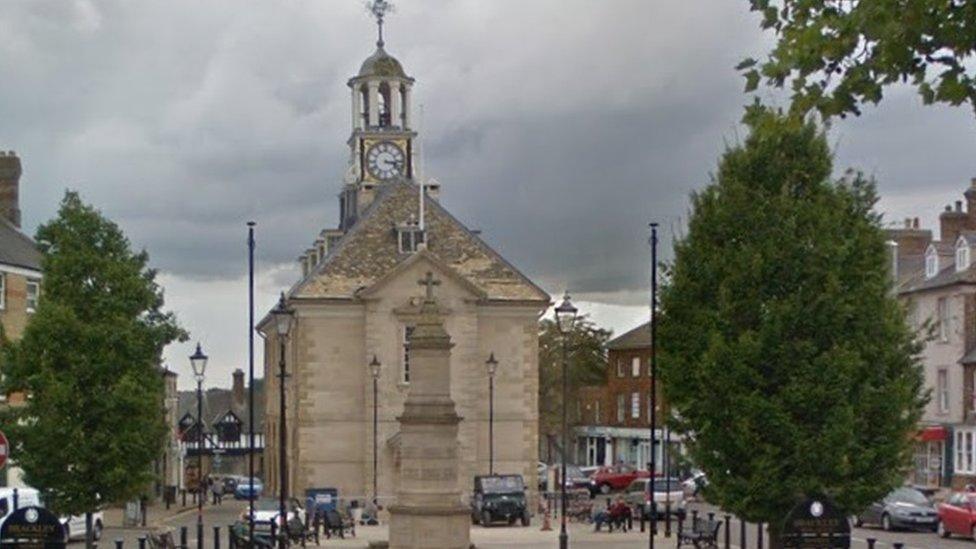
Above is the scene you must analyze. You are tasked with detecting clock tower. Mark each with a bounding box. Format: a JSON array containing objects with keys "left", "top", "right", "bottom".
[{"left": 340, "top": 0, "right": 419, "bottom": 230}]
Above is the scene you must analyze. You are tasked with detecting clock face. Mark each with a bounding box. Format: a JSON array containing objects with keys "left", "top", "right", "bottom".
[{"left": 365, "top": 141, "right": 405, "bottom": 181}]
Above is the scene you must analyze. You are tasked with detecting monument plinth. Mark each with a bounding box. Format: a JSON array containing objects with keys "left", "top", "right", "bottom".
[{"left": 388, "top": 273, "right": 471, "bottom": 549}]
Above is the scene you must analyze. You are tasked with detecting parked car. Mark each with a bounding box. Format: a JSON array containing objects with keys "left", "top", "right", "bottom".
[
  {"left": 562, "top": 465, "right": 591, "bottom": 490},
  {"left": 234, "top": 478, "right": 264, "bottom": 500},
  {"left": 853, "top": 486, "right": 937, "bottom": 532},
  {"left": 470, "top": 475, "right": 530, "bottom": 527},
  {"left": 589, "top": 465, "right": 651, "bottom": 495},
  {"left": 938, "top": 491, "right": 976, "bottom": 539},
  {"left": 623, "top": 478, "right": 686, "bottom": 519},
  {"left": 60, "top": 511, "right": 106, "bottom": 542},
  {"left": 242, "top": 497, "right": 306, "bottom": 529}
]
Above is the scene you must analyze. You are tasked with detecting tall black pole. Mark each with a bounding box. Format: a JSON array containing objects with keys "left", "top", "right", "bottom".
[
  {"left": 278, "top": 337, "right": 288, "bottom": 549},
  {"left": 373, "top": 374, "right": 379, "bottom": 505},
  {"left": 649, "top": 222, "right": 659, "bottom": 548},
  {"left": 489, "top": 373, "right": 495, "bottom": 475},
  {"left": 247, "top": 221, "right": 256, "bottom": 544},
  {"left": 664, "top": 401, "right": 671, "bottom": 537},
  {"left": 558, "top": 335, "right": 569, "bottom": 549},
  {"left": 197, "top": 379, "right": 204, "bottom": 549}
]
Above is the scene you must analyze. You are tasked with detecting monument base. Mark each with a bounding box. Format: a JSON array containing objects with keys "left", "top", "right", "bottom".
[{"left": 388, "top": 505, "right": 471, "bottom": 549}]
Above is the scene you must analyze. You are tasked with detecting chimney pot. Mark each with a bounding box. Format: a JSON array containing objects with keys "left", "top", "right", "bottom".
[
  {"left": 0, "top": 151, "right": 23, "bottom": 227},
  {"left": 232, "top": 369, "right": 245, "bottom": 406}
]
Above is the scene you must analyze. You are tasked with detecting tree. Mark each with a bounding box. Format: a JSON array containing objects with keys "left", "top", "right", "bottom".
[
  {"left": 0, "top": 191, "right": 185, "bottom": 548},
  {"left": 740, "top": 0, "right": 976, "bottom": 118},
  {"left": 657, "top": 108, "right": 926, "bottom": 546},
  {"left": 538, "top": 316, "right": 610, "bottom": 461}
]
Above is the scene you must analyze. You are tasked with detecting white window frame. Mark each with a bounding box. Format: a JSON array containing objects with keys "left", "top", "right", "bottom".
[
  {"left": 616, "top": 394, "right": 625, "bottom": 423},
  {"left": 400, "top": 325, "right": 414, "bottom": 384},
  {"left": 616, "top": 360, "right": 625, "bottom": 378},
  {"left": 958, "top": 238, "right": 971, "bottom": 272},
  {"left": 938, "top": 297, "right": 950, "bottom": 343},
  {"left": 926, "top": 248, "right": 939, "bottom": 278},
  {"left": 631, "top": 392, "right": 640, "bottom": 419},
  {"left": 938, "top": 369, "right": 949, "bottom": 413},
  {"left": 0, "top": 272, "right": 5, "bottom": 310},
  {"left": 25, "top": 279, "right": 39, "bottom": 314},
  {"left": 631, "top": 357, "right": 640, "bottom": 377}
]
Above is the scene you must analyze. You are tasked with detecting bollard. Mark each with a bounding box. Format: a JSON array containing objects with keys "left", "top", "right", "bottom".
[
  {"left": 665, "top": 503, "right": 672, "bottom": 537},
  {"left": 182, "top": 489, "right": 187, "bottom": 507},
  {"left": 740, "top": 519, "right": 746, "bottom": 549},
  {"left": 866, "top": 539, "right": 876, "bottom": 549},
  {"left": 270, "top": 520, "right": 277, "bottom": 544},
  {"left": 213, "top": 525, "right": 220, "bottom": 549},
  {"left": 181, "top": 526, "right": 188, "bottom": 549},
  {"left": 757, "top": 522, "right": 764, "bottom": 549},
  {"left": 639, "top": 505, "right": 645, "bottom": 532},
  {"left": 892, "top": 544, "right": 904, "bottom": 549},
  {"left": 227, "top": 525, "right": 235, "bottom": 549},
  {"left": 691, "top": 509, "right": 699, "bottom": 523},
  {"left": 724, "top": 515, "right": 731, "bottom": 549},
  {"left": 676, "top": 512, "right": 684, "bottom": 535},
  {"left": 116, "top": 539, "right": 124, "bottom": 549},
  {"left": 138, "top": 535, "right": 147, "bottom": 549}
]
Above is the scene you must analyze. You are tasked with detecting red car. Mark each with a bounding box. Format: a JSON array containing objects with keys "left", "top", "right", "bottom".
[
  {"left": 588, "top": 465, "right": 651, "bottom": 495},
  {"left": 937, "top": 492, "right": 976, "bottom": 539}
]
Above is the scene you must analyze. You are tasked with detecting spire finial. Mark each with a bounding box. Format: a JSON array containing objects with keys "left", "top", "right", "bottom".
[{"left": 367, "top": 0, "right": 395, "bottom": 48}]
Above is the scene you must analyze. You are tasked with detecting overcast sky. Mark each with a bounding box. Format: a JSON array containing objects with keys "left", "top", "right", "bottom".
[{"left": 2, "top": 1, "right": 973, "bottom": 388}]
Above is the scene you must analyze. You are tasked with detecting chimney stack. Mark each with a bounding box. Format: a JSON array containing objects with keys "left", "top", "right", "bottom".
[
  {"left": 0, "top": 151, "right": 22, "bottom": 228},
  {"left": 232, "top": 369, "right": 245, "bottom": 407}
]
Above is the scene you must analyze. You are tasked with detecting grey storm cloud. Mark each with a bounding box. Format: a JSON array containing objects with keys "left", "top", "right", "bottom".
[{"left": 2, "top": 0, "right": 975, "bottom": 301}]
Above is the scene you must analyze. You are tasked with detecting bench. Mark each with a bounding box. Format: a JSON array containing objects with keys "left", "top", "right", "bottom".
[
  {"left": 677, "top": 517, "right": 721, "bottom": 549},
  {"left": 323, "top": 509, "right": 356, "bottom": 539}
]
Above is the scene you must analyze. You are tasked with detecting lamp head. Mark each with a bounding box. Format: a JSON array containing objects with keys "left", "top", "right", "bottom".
[
  {"left": 189, "top": 342, "right": 208, "bottom": 382},
  {"left": 369, "top": 355, "right": 382, "bottom": 379},
  {"left": 554, "top": 292, "right": 578, "bottom": 335},
  {"left": 273, "top": 292, "right": 294, "bottom": 337},
  {"left": 486, "top": 352, "right": 498, "bottom": 377}
]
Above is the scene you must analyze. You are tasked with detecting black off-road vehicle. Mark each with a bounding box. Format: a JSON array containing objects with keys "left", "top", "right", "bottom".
[{"left": 471, "top": 475, "right": 531, "bottom": 527}]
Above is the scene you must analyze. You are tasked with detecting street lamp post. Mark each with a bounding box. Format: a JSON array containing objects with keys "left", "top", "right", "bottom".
[
  {"left": 369, "top": 356, "right": 382, "bottom": 506},
  {"left": 189, "top": 343, "right": 208, "bottom": 549},
  {"left": 554, "top": 293, "right": 578, "bottom": 549},
  {"left": 485, "top": 353, "right": 498, "bottom": 475},
  {"left": 272, "top": 293, "right": 294, "bottom": 549},
  {"left": 649, "top": 222, "right": 659, "bottom": 548}
]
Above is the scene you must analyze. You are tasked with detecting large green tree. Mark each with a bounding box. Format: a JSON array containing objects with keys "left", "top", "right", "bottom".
[
  {"left": 538, "top": 315, "right": 610, "bottom": 460},
  {"left": 0, "top": 191, "right": 185, "bottom": 547},
  {"left": 740, "top": 0, "right": 976, "bottom": 118},
  {"left": 658, "top": 108, "right": 927, "bottom": 545}
]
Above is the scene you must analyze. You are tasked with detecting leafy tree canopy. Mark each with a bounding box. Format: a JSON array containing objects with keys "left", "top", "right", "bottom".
[
  {"left": 740, "top": 0, "right": 976, "bottom": 118},
  {"left": 658, "top": 108, "right": 927, "bottom": 534},
  {"left": 1, "top": 191, "right": 186, "bottom": 518}
]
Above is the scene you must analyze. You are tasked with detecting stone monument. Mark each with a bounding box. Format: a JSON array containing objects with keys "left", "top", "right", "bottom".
[{"left": 387, "top": 272, "right": 471, "bottom": 549}]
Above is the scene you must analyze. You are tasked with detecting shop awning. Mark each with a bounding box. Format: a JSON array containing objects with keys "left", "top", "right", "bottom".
[{"left": 918, "top": 426, "right": 947, "bottom": 442}]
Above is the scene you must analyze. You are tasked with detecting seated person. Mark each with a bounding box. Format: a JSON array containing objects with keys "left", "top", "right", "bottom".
[
  {"left": 608, "top": 496, "right": 632, "bottom": 532},
  {"left": 591, "top": 498, "right": 612, "bottom": 532}
]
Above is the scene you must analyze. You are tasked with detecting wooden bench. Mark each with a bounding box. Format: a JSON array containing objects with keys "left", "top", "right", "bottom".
[{"left": 677, "top": 517, "right": 721, "bottom": 549}]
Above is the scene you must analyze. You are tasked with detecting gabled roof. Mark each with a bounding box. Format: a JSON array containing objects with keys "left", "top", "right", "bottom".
[
  {"left": 959, "top": 232, "right": 976, "bottom": 247},
  {"left": 177, "top": 378, "right": 265, "bottom": 434},
  {"left": 291, "top": 181, "right": 549, "bottom": 303},
  {"left": 606, "top": 321, "right": 651, "bottom": 351},
  {"left": 0, "top": 217, "right": 41, "bottom": 272}
]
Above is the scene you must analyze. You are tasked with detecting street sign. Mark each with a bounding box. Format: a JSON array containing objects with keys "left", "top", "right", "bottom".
[
  {"left": 0, "top": 505, "right": 66, "bottom": 548},
  {"left": 781, "top": 495, "right": 850, "bottom": 548},
  {"left": 0, "top": 430, "right": 9, "bottom": 470}
]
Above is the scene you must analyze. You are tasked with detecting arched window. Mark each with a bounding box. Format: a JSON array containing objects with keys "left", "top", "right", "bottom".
[
  {"left": 378, "top": 83, "right": 391, "bottom": 127},
  {"left": 957, "top": 238, "right": 971, "bottom": 272},
  {"left": 360, "top": 86, "right": 369, "bottom": 127}
]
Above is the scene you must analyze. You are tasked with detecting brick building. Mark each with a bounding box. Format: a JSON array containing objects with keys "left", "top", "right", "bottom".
[{"left": 574, "top": 321, "right": 680, "bottom": 471}]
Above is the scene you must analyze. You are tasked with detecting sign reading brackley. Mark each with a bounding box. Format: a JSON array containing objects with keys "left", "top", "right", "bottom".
[
  {"left": 0, "top": 505, "right": 66, "bottom": 548},
  {"left": 781, "top": 496, "right": 851, "bottom": 549}
]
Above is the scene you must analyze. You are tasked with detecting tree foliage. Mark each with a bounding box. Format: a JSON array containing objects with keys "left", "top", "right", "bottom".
[
  {"left": 538, "top": 315, "right": 611, "bottom": 450},
  {"left": 0, "top": 191, "right": 186, "bottom": 522},
  {"left": 658, "top": 109, "right": 927, "bottom": 537},
  {"left": 741, "top": 0, "right": 976, "bottom": 118}
]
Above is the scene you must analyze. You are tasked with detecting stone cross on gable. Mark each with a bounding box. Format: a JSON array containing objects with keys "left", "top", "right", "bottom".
[{"left": 418, "top": 271, "right": 440, "bottom": 301}]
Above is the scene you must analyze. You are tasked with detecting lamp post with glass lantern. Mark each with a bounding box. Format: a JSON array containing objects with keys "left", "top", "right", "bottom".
[
  {"left": 272, "top": 293, "right": 294, "bottom": 549},
  {"left": 369, "top": 355, "right": 381, "bottom": 506},
  {"left": 554, "top": 293, "right": 578, "bottom": 549},
  {"left": 486, "top": 353, "right": 498, "bottom": 475},
  {"left": 189, "top": 343, "right": 208, "bottom": 549}
]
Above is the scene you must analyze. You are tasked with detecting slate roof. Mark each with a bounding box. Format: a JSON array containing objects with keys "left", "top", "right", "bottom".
[
  {"left": 291, "top": 181, "right": 549, "bottom": 303},
  {"left": 606, "top": 321, "right": 651, "bottom": 351},
  {"left": 177, "top": 377, "right": 265, "bottom": 433},
  {"left": 900, "top": 241, "right": 976, "bottom": 294},
  {"left": 0, "top": 217, "right": 41, "bottom": 272}
]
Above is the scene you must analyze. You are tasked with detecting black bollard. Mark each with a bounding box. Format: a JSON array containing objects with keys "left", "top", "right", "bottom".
[
  {"left": 665, "top": 503, "right": 671, "bottom": 537},
  {"left": 228, "top": 525, "right": 235, "bottom": 549},
  {"left": 757, "top": 522, "right": 764, "bottom": 549},
  {"left": 677, "top": 512, "right": 684, "bottom": 535},
  {"left": 640, "top": 505, "right": 646, "bottom": 533},
  {"left": 138, "top": 535, "right": 147, "bottom": 549},
  {"left": 181, "top": 526, "right": 188, "bottom": 549},
  {"left": 270, "top": 520, "right": 277, "bottom": 545},
  {"left": 182, "top": 489, "right": 187, "bottom": 507},
  {"left": 740, "top": 518, "right": 746, "bottom": 549},
  {"left": 115, "top": 539, "right": 124, "bottom": 549},
  {"left": 724, "top": 515, "right": 731, "bottom": 549},
  {"left": 892, "top": 544, "right": 904, "bottom": 549},
  {"left": 691, "top": 509, "right": 699, "bottom": 523},
  {"left": 213, "top": 525, "right": 220, "bottom": 549},
  {"left": 866, "top": 539, "right": 876, "bottom": 549}
]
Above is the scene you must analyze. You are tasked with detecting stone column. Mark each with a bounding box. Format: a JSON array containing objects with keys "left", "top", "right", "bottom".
[
  {"left": 402, "top": 85, "right": 412, "bottom": 129},
  {"left": 390, "top": 81, "right": 402, "bottom": 129},
  {"left": 367, "top": 81, "right": 380, "bottom": 127},
  {"left": 388, "top": 273, "right": 470, "bottom": 549},
  {"left": 351, "top": 86, "right": 362, "bottom": 130}
]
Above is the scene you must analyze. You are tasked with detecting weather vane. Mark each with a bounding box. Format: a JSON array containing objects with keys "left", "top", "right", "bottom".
[{"left": 366, "top": 0, "right": 395, "bottom": 48}]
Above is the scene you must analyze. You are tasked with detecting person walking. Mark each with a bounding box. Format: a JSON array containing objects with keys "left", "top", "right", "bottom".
[{"left": 211, "top": 477, "right": 223, "bottom": 505}]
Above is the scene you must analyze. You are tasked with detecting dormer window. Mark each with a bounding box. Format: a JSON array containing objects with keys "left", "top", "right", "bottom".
[
  {"left": 926, "top": 246, "right": 939, "bottom": 279},
  {"left": 397, "top": 217, "right": 425, "bottom": 253},
  {"left": 958, "top": 236, "right": 971, "bottom": 272}
]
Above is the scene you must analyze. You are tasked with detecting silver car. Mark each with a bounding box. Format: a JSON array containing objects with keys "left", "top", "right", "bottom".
[{"left": 623, "top": 478, "right": 686, "bottom": 519}]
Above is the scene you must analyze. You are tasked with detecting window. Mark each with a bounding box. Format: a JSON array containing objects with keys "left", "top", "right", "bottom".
[
  {"left": 958, "top": 240, "right": 971, "bottom": 272},
  {"left": 0, "top": 272, "right": 4, "bottom": 310},
  {"left": 926, "top": 248, "right": 939, "bottom": 278},
  {"left": 401, "top": 326, "right": 414, "bottom": 384},
  {"left": 938, "top": 369, "right": 949, "bottom": 413},
  {"left": 631, "top": 357, "right": 640, "bottom": 377},
  {"left": 616, "top": 394, "right": 625, "bottom": 423},
  {"left": 25, "top": 279, "right": 39, "bottom": 313},
  {"left": 938, "top": 297, "right": 950, "bottom": 342},
  {"left": 631, "top": 392, "right": 640, "bottom": 419},
  {"left": 616, "top": 360, "right": 625, "bottom": 378},
  {"left": 398, "top": 226, "right": 425, "bottom": 253}
]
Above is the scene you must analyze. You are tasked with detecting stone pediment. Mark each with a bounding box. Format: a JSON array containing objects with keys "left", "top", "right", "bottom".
[{"left": 290, "top": 181, "right": 549, "bottom": 304}]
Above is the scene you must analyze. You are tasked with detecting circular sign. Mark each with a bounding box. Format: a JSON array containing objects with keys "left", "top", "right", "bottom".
[
  {"left": 0, "top": 430, "right": 9, "bottom": 470},
  {"left": 810, "top": 501, "right": 824, "bottom": 517}
]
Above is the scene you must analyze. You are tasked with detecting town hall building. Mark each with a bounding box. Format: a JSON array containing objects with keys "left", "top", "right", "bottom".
[{"left": 259, "top": 15, "right": 549, "bottom": 508}]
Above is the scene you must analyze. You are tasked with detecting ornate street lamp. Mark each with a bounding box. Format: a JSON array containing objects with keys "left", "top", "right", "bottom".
[
  {"left": 272, "top": 292, "right": 294, "bottom": 549},
  {"left": 554, "top": 292, "right": 577, "bottom": 549},
  {"left": 649, "top": 222, "right": 660, "bottom": 548},
  {"left": 485, "top": 353, "right": 499, "bottom": 475},
  {"left": 189, "top": 342, "right": 208, "bottom": 549},
  {"left": 369, "top": 355, "right": 382, "bottom": 506}
]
